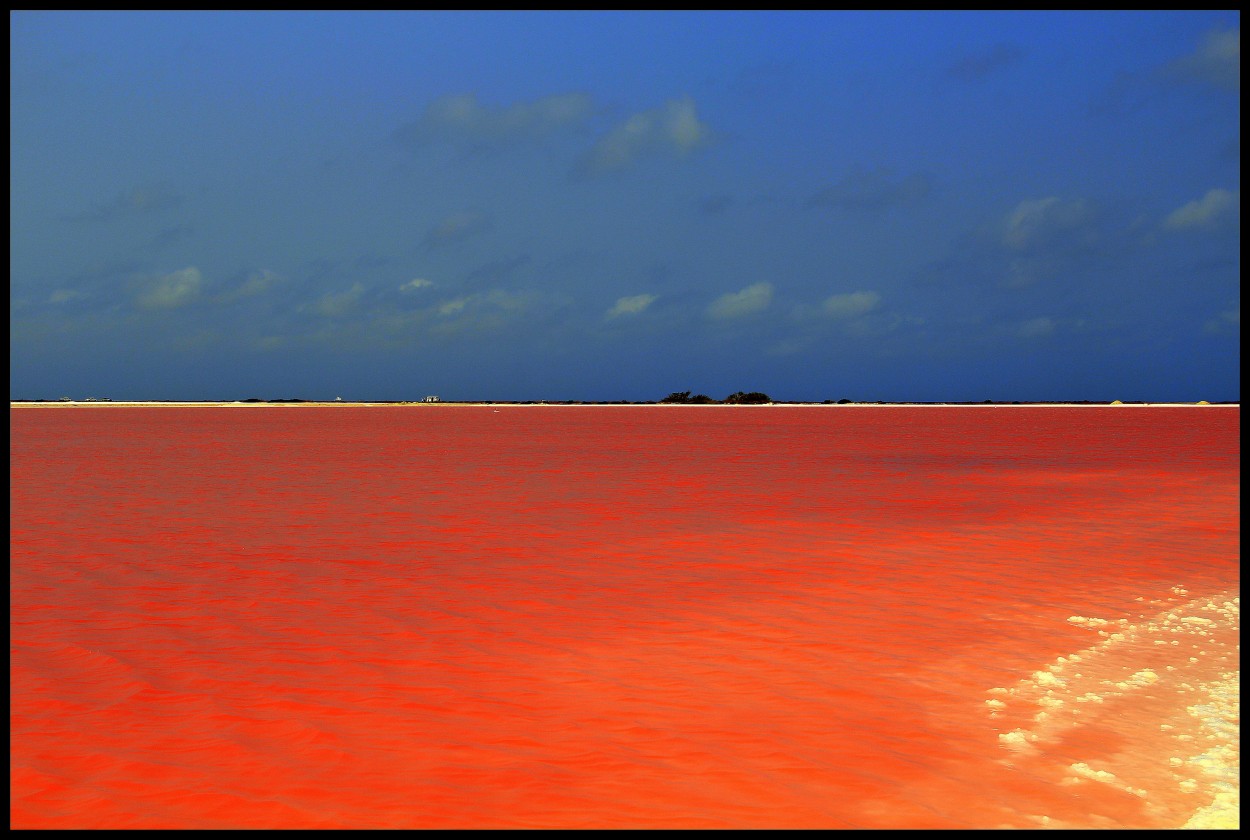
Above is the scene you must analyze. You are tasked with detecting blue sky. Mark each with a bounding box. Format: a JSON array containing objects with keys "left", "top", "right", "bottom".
[{"left": 10, "top": 11, "right": 1240, "bottom": 401}]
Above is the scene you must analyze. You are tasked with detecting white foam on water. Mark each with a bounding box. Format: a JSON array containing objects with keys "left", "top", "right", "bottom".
[{"left": 988, "top": 590, "right": 1239, "bottom": 828}]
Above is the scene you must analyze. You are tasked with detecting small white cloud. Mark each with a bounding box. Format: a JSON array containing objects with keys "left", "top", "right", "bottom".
[
  {"left": 588, "top": 113, "right": 653, "bottom": 171},
  {"left": 433, "top": 289, "right": 530, "bottom": 321},
  {"left": 311, "top": 283, "right": 366, "bottom": 317},
  {"left": 224, "top": 269, "right": 282, "bottom": 302},
  {"left": 1164, "top": 28, "right": 1239, "bottom": 91},
  {"left": 1203, "top": 306, "right": 1240, "bottom": 334},
  {"left": 425, "top": 210, "right": 490, "bottom": 247},
  {"left": 707, "top": 282, "right": 773, "bottom": 320},
  {"left": 1003, "top": 197, "right": 1092, "bottom": 251},
  {"left": 765, "top": 338, "right": 806, "bottom": 356},
  {"left": 808, "top": 168, "right": 931, "bottom": 211},
  {"left": 583, "top": 97, "right": 711, "bottom": 173},
  {"left": 397, "top": 91, "right": 594, "bottom": 151},
  {"left": 215, "top": 269, "right": 283, "bottom": 304},
  {"left": 1004, "top": 256, "right": 1059, "bottom": 289},
  {"left": 1018, "top": 316, "right": 1056, "bottom": 338},
  {"left": 400, "top": 278, "right": 433, "bottom": 292},
  {"left": 606, "top": 293, "right": 657, "bottom": 318},
  {"left": 1163, "top": 188, "right": 1238, "bottom": 230},
  {"left": 822, "top": 291, "right": 881, "bottom": 319},
  {"left": 423, "top": 289, "right": 533, "bottom": 338},
  {"left": 664, "top": 97, "right": 709, "bottom": 151},
  {"left": 136, "top": 266, "right": 202, "bottom": 310},
  {"left": 64, "top": 183, "right": 183, "bottom": 223},
  {"left": 946, "top": 43, "right": 1023, "bottom": 82},
  {"left": 47, "top": 289, "right": 80, "bottom": 304},
  {"left": 438, "top": 296, "right": 470, "bottom": 317},
  {"left": 482, "top": 288, "right": 530, "bottom": 313}
]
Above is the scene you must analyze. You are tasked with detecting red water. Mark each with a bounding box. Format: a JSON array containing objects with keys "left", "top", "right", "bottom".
[{"left": 9, "top": 406, "right": 1240, "bottom": 828}]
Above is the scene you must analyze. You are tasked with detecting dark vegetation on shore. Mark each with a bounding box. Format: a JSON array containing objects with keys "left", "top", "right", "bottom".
[
  {"left": 11, "top": 393, "right": 1237, "bottom": 405},
  {"left": 660, "top": 391, "right": 774, "bottom": 404}
]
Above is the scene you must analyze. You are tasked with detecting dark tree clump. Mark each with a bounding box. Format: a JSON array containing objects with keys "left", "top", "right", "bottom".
[
  {"left": 661, "top": 391, "right": 722, "bottom": 404},
  {"left": 663, "top": 391, "right": 772, "bottom": 404},
  {"left": 724, "top": 391, "right": 772, "bottom": 404}
]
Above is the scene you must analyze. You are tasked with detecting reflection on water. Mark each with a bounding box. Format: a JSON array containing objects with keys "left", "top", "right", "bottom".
[{"left": 9, "top": 406, "right": 1240, "bottom": 828}]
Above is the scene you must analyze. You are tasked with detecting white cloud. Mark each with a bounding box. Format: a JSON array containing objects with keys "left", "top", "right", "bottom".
[
  {"left": 426, "top": 289, "right": 534, "bottom": 337},
  {"left": 1003, "top": 257, "right": 1051, "bottom": 289},
  {"left": 765, "top": 338, "right": 806, "bottom": 356},
  {"left": 435, "top": 289, "right": 529, "bottom": 318},
  {"left": 946, "top": 43, "right": 1023, "bottom": 82},
  {"left": 707, "top": 282, "right": 773, "bottom": 320},
  {"left": 665, "top": 98, "right": 709, "bottom": 151},
  {"left": 606, "top": 293, "right": 656, "bottom": 318},
  {"left": 1002, "top": 197, "right": 1093, "bottom": 251},
  {"left": 397, "top": 91, "right": 594, "bottom": 151},
  {"left": 64, "top": 183, "right": 183, "bottom": 223},
  {"left": 1163, "top": 188, "right": 1239, "bottom": 230},
  {"left": 808, "top": 168, "right": 931, "bottom": 211},
  {"left": 822, "top": 291, "right": 881, "bottom": 319},
  {"left": 207, "top": 269, "right": 285, "bottom": 305},
  {"left": 400, "top": 278, "right": 433, "bottom": 292},
  {"left": 438, "top": 296, "right": 470, "bottom": 317},
  {"left": 425, "top": 210, "right": 490, "bottom": 247},
  {"left": 1165, "top": 28, "right": 1239, "bottom": 91},
  {"left": 583, "top": 97, "right": 711, "bottom": 173},
  {"left": 218, "top": 269, "right": 283, "bottom": 303},
  {"left": 48, "top": 289, "right": 80, "bottom": 304},
  {"left": 1018, "top": 316, "right": 1056, "bottom": 339},
  {"left": 136, "top": 267, "right": 202, "bottom": 310},
  {"left": 1203, "top": 306, "right": 1240, "bottom": 334},
  {"left": 311, "top": 283, "right": 366, "bottom": 317}
]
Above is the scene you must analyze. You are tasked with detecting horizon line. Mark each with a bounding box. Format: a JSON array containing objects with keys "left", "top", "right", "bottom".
[{"left": 10, "top": 399, "right": 1240, "bottom": 408}]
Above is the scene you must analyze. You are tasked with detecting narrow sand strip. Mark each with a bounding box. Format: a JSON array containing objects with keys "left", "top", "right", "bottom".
[{"left": 9, "top": 401, "right": 1240, "bottom": 408}]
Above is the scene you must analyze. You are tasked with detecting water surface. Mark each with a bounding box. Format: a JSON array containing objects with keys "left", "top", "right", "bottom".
[{"left": 10, "top": 406, "right": 1240, "bottom": 828}]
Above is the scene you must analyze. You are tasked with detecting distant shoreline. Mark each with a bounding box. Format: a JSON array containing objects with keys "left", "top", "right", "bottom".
[{"left": 9, "top": 400, "right": 1239, "bottom": 408}]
